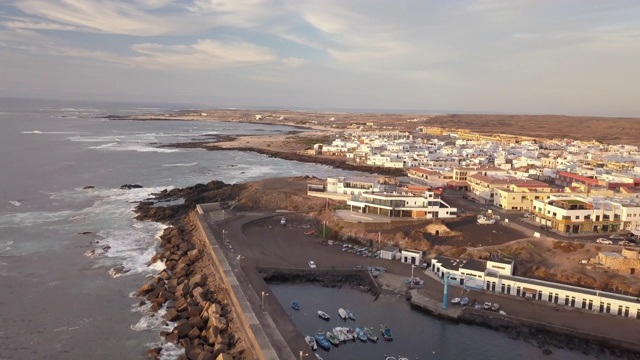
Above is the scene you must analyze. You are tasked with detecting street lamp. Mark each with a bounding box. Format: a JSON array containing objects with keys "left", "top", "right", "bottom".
[
  {"left": 411, "top": 264, "right": 416, "bottom": 279},
  {"left": 323, "top": 221, "right": 326, "bottom": 238},
  {"left": 261, "top": 291, "right": 269, "bottom": 309},
  {"left": 299, "top": 351, "right": 308, "bottom": 360},
  {"left": 378, "top": 232, "right": 381, "bottom": 250},
  {"left": 222, "top": 229, "right": 228, "bottom": 243}
]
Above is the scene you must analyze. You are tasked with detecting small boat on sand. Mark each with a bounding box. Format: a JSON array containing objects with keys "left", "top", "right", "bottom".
[
  {"left": 292, "top": 301, "right": 300, "bottom": 310},
  {"left": 364, "top": 327, "right": 378, "bottom": 342},
  {"left": 315, "top": 330, "right": 331, "bottom": 350},
  {"left": 491, "top": 303, "right": 500, "bottom": 311},
  {"left": 345, "top": 309, "right": 356, "bottom": 320},
  {"left": 355, "top": 327, "right": 367, "bottom": 342},
  {"left": 318, "top": 310, "right": 330, "bottom": 320},
  {"left": 451, "top": 297, "right": 461, "bottom": 304},
  {"left": 460, "top": 297, "right": 469, "bottom": 306},
  {"left": 340, "top": 327, "right": 355, "bottom": 341},
  {"left": 483, "top": 302, "right": 492, "bottom": 310},
  {"left": 325, "top": 331, "right": 340, "bottom": 346},
  {"left": 305, "top": 336, "right": 317, "bottom": 350},
  {"left": 338, "top": 308, "right": 348, "bottom": 320}
]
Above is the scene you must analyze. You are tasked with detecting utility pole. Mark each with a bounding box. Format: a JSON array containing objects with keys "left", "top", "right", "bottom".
[
  {"left": 323, "top": 221, "right": 326, "bottom": 238},
  {"left": 261, "top": 291, "right": 269, "bottom": 309},
  {"left": 378, "top": 232, "right": 381, "bottom": 250}
]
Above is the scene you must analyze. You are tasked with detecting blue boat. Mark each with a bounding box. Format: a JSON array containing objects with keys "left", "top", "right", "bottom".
[
  {"left": 354, "top": 327, "right": 368, "bottom": 342},
  {"left": 292, "top": 301, "right": 301, "bottom": 310},
  {"left": 315, "top": 330, "right": 331, "bottom": 350},
  {"left": 380, "top": 325, "right": 393, "bottom": 341}
]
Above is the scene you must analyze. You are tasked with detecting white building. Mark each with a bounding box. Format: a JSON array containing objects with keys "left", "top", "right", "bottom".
[{"left": 347, "top": 192, "right": 457, "bottom": 220}]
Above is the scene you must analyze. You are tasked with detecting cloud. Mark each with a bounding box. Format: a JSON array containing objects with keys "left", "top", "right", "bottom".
[
  {"left": 281, "top": 57, "right": 307, "bottom": 67},
  {"left": 129, "top": 39, "right": 278, "bottom": 69}
]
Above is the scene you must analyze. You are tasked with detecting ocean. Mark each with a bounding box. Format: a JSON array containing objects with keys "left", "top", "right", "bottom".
[{"left": 0, "top": 99, "right": 618, "bottom": 359}]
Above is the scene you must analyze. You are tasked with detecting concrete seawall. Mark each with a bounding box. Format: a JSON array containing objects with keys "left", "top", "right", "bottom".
[{"left": 194, "top": 206, "right": 282, "bottom": 360}]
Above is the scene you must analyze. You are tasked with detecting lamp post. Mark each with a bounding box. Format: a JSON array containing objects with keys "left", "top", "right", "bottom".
[
  {"left": 261, "top": 291, "right": 269, "bottom": 309},
  {"left": 323, "top": 221, "right": 326, "bottom": 238},
  {"left": 299, "top": 351, "right": 308, "bottom": 360},
  {"left": 378, "top": 232, "right": 381, "bottom": 250},
  {"left": 411, "top": 264, "right": 415, "bottom": 279},
  {"left": 222, "top": 229, "right": 228, "bottom": 243}
]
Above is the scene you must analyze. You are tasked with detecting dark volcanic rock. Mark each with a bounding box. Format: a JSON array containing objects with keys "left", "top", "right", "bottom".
[{"left": 120, "top": 184, "right": 144, "bottom": 190}]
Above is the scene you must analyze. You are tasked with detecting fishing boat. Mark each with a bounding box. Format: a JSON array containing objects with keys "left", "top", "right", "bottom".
[
  {"left": 315, "top": 354, "right": 323, "bottom": 360},
  {"left": 345, "top": 309, "right": 356, "bottom": 320},
  {"left": 450, "top": 297, "right": 461, "bottom": 304},
  {"left": 314, "top": 330, "right": 331, "bottom": 350},
  {"left": 460, "top": 297, "right": 469, "bottom": 306},
  {"left": 380, "top": 325, "right": 393, "bottom": 341},
  {"left": 340, "top": 327, "right": 355, "bottom": 341},
  {"left": 333, "top": 327, "right": 347, "bottom": 343},
  {"left": 398, "top": 357, "right": 409, "bottom": 360},
  {"left": 483, "top": 302, "right": 492, "bottom": 310},
  {"left": 338, "top": 308, "right": 348, "bottom": 320},
  {"left": 364, "top": 327, "right": 378, "bottom": 342},
  {"left": 292, "top": 301, "right": 300, "bottom": 310},
  {"left": 305, "top": 336, "right": 317, "bottom": 350},
  {"left": 318, "top": 310, "right": 330, "bottom": 321},
  {"left": 354, "top": 327, "right": 368, "bottom": 342},
  {"left": 491, "top": 303, "right": 500, "bottom": 311},
  {"left": 325, "top": 331, "right": 340, "bottom": 346},
  {"left": 385, "top": 357, "right": 396, "bottom": 360}
]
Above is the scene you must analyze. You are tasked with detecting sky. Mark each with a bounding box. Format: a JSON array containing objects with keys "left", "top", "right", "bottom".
[{"left": 0, "top": 0, "right": 639, "bottom": 116}]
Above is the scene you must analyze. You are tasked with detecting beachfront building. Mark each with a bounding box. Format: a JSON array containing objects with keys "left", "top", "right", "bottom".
[
  {"left": 401, "top": 249, "right": 423, "bottom": 265},
  {"left": 407, "top": 167, "right": 453, "bottom": 187},
  {"left": 346, "top": 191, "right": 457, "bottom": 220},
  {"left": 307, "top": 176, "right": 397, "bottom": 201},
  {"left": 428, "top": 255, "right": 640, "bottom": 319}
]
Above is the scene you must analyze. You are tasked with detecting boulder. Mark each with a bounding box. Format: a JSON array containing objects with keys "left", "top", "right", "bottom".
[
  {"left": 146, "top": 347, "right": 162, "bottom": 359},
  {"left": 159, "top": 291, "right": 178, "bottom": 302},
  {"left": 187, "top": 305, "right": 203, "bottom": 318},
  {"left": 137, "top": 283, "right": 156, "bottom": 296},
  {"left": 188, "top": 316, "right": 205, "bottom": 330},
  {"left": 174, "top": 263, "right": 189, "bottom": 279},
  {"left": 203, "top": 327, "right": 220, "bottom": 345},
  {"left": 197, "top": 351, "right": 214, "bottom": 360},
  {"left": 175, "top": 297, "right": 189, "bottom": 312},
  {"left": 187, "top": 249, "right": 201, "bottom": 262},
  {"left": 149, "top": 302, "right": 160, "bottom": 313},
  {"left": 165, "top": 308, "right": 180, "bottom": 322},
  {"left": 167, "top": 278, "right": 178, "bottom": 293},
  {"left": 178, "top": 242, "right": 190, "bottom": 253},
  {"left": 187, "top": 327, "right": 201, "bottom": 340},
  {"left": 120, "top": 184, "right": 143, "bottom": 189},
  {"left": 187, "top": 347, "right": 204, "bottom": 360},
  {"left": 209, "top": 316, "right": 228, "bottom": 332},
  {"left": 190, "top": 274, "right": 207, "bottom": 288},
  {"left": 215, "top": 334, "right": 229, "bottom": 346},
  {"left": 213, "top": 345, "right": 233, "bottom": 360},
  {"left": 165, "top": 332, "right": 178, "bottom": 344},
  {"left": 175, "top": 322, "right": 192, "bottom": 338},
  {"left": 158, "top": 270, "right": 172, "bottom": 280},
  {"left": 145, "top": 286, "right": 163, "bottom": 301}
]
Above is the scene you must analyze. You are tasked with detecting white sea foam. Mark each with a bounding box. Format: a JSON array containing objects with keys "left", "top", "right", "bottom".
[
  {"left": 161, "top": 162, "right": 197, "bottom": 167},
  {"left": 22, "top": 130, "right": 80, "bottom": 134},
  {"left": 67, "top": 135, "right": 122, "bottom": 142},
  {"left": 0, "top": 209, "right": 78, "bottom": 228},
  {"left": 9, "top": 201, "right": 21, "bottom": 207},
  {"left": 89, "top": 143, "right": 180, "bottom": 153}
]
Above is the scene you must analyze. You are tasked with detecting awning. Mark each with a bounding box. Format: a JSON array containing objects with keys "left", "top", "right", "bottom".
[
  {"left": 630, "top": 230, "right": 640, "bottom": 236},
  {"left": 522, "top": 287, "right": 537, "bottom": 294}
]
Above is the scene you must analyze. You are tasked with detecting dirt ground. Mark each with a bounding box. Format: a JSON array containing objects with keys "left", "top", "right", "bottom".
[{"left": 139, "top": 109, "right": 640, "bottom": 147}]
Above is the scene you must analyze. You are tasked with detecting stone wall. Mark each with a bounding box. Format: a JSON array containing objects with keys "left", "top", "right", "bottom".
[{"left": 598, "top": 251, "right": 640, "bottom": 273}]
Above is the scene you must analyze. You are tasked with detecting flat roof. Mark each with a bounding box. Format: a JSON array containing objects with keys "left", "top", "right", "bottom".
[
  {"left": 600, "top": 252, "right": 624, "bottom": 258},
  {"left": 460, "top": 259, "right": 486, "bottom": 272},
  {"left": 489, "top": 273, "right": 638, "bottom": 304},
  {"left": 381, "top": 245, "right": 399, "bottom": 252}
]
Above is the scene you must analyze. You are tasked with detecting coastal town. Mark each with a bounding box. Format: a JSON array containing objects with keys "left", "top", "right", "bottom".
[{"left": 132, "top": 110, "right": 640, "bottom": 360}]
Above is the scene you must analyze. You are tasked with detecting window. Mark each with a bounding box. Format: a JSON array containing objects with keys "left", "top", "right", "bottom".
[{"left": 575, "top": 216, "right": 580, "bottom": 219}]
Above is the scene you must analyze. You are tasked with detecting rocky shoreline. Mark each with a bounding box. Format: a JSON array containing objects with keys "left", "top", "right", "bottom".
[{"left": 134, "top": 181, "right": 249, "bottom": 360}]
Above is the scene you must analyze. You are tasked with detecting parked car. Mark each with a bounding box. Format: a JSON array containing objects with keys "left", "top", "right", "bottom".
[
  {"left": 523, "top": 213, "right": 533, "bottom": 218},
  {"left": 610, "top": 234, "right": 625, "bottom": 241},
  {"left": 308, "top": 260, "right": 316, "bottom": 269},
  {"left": 596, "top": 238, "right": 613, "bottom": 244},
  {"left": 618, "top": 240, "right": 632, "bottom": 246},
  {"left": 540, "top": 225, "right": 550, "bottom": 231}
]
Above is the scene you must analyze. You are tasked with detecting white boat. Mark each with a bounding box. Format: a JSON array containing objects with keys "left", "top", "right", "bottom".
[
  {"left": 318, "top": 310, "right": 330, "bottom": 320},
  {"left": 460, "top": 297, "right": 469, "bottom": 306},
  {"left": 491, "top": 303, "right": 500, "bottom": 311},
  {"left": 340, "top": 327, "right": 355, "bottom": 341},
  {"left": 483, "top": 302, "right": 492, "bottom": 310},
  {"left": 338, "top": 308, "right": 348, "bottom": 320},
  {"left": 385, "top": 357, "right": 397, "bottom": 360},
  {"left": 305, "top": 335, "right": 317, "bottom": 350},
  {"left": 477, "top": 216, "right": 496, "bottom": 225},
  {"left": 333, "top": 327, "right": 347, "bottom": 342},
  {"left": 345, "top": 309, "right": 356, "bottom": 320},
  {"left": 450, "top": 297, "right": 461, "bottom": 304}
]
